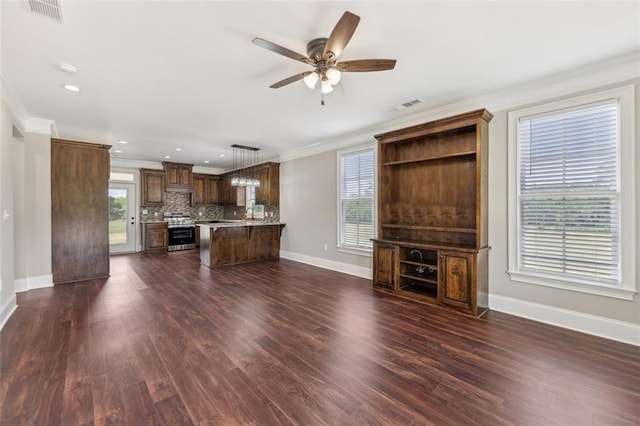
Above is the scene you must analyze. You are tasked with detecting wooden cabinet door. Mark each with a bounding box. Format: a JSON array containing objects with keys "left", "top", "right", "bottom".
[
  {"left": 439, "top": 251, "right": 474, "bottom": 312},
  {"left": 164, "top": 163, "right": 179, "bottom": 187},
  {"left": 218, "top": 175, "right": 235, "bottom": 205},
  {"left": 206, "top": 176, "right": 219, "bottom": 204},
  {"left": 255, "top": 165, "right": 270, "bottom": 204},
  {"left": 373, "top": 243, "right": 397, "bottom": 289},
  {"left": 141, "top": 169, "right": 165, "bottom": 206},
  {"left": 163, "top": 162, "right": 193, "bottom": 192},
  {"left": 179, "top": 164, "right": 192, "bottom": 188},
  {"left": 192, "top": 174, "right": 206, "bottom": 205},
  {"left": 255, "top": 163, "right": 279, "bottom": 205},
  {"left": 52, "top": 139, "right": 110, "bottom": 284},
  {"left": 144, "top": 223, "right": 167, "bottom": 251}
]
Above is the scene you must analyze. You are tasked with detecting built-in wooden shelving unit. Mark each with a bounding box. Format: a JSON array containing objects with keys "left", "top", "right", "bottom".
[{"left": 372, "top": 109, "right": 492, "bottom": 316}]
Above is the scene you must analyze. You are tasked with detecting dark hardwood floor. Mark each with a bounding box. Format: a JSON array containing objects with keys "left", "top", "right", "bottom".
[{"left": 1, "top": 251, "right": 639, "bottom": 425}]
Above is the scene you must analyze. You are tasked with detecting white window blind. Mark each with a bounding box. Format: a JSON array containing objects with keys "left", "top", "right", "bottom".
[
  {"left": 339, "top": 148, "right": 374, "bottom": 251},
  {"left": 518, "top": 100, "right": 620, "bottom": 284}
]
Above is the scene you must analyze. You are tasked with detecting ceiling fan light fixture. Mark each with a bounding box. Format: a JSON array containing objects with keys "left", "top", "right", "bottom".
[
  {"left": 320, "top": 78, "right": 333, "bottom": 94},
  {"left": 326, "top": 68, "right": 341, "bottom": 85},
  {"left": 303, "top": 71, "right": 319, "bottom": 89}
]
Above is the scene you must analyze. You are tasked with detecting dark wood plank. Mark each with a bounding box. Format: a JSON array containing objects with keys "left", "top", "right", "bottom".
[{"left": 1, "top": 252, "right": 638, "bottom": 425}]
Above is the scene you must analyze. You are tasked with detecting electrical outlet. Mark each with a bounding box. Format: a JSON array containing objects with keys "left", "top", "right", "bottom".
[
  {"left": 199, "top": 211, "right": 203, "bottom": 216},
  {"left": 142, "top": 209, "right": 148, "bottom": 214},
  {"left": 154, "top": 212, "right": 158, "bottom": 217},
  {"left": 323, "top": 243, "right": 328, "bottom": 251}
]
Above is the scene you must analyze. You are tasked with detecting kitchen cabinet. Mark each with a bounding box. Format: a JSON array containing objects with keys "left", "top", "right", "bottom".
[
  {"left": 52, "top": 139, "right": 110, "bottom": 284},
  {"left": 142, "top": 222, "right": 168, "bottom": 252},
  {"left": 217, "top": 174, "right": 233, "bottom": 205},
  {"left": 141, "top": 169, "right": 165, "bottom": 206},
  {"left": 163, "top": 161, "right": 193, "bottom": 192},
  {"left": 205, "top": 175, "right": 219, "bottom": 204},
  {"left": 192, "top": 174, "right": 220, "bottom": 205},
  {"left": 372, "top": 109, "right": 492, "bottom": 316},
  {"left": 255, "top": 162, "right": 279, "bottom": 205}
]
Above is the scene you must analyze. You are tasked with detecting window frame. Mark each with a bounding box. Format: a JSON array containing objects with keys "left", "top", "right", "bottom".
[
  {"left": 336, "top": 143, "right": 377, "bottom": 257},
  {"left": 507, "top": 85, "right": 636, "bottom": 300}
]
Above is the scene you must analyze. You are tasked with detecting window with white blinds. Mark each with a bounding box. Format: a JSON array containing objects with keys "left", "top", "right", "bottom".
[
  {"left": 518, "top": 101, "right": 619, "bottom": 284},
  {"left": 338, "top": 147, "right": 374, "bottom": 252},
  {"left": 508, "top": 85, "right": 636, "bottom": 299}
]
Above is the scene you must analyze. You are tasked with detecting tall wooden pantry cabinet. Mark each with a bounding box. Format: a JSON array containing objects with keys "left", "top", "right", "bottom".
[
  {"left": 372, "top": 109, "right": 492, "bottom": 316},
  {"left": 52, "top": 139, "right": 111, "bottom": 284}
]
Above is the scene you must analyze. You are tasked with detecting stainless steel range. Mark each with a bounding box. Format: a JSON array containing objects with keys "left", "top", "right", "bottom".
[{"left": 164, "top": 212, "right": 196, "bottom": 251}]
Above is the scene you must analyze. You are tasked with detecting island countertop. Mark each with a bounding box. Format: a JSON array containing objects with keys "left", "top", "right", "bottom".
[{"left": 197, "top": 220, "right": 285, "bottom": 228}]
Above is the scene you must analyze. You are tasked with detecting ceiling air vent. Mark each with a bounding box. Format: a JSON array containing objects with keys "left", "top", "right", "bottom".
[
  {"left": 394, "top": 98, "right": 424, "bottom": 111},
  {"left": 28, "top": 0, "right": 63, "bottom": 22}
]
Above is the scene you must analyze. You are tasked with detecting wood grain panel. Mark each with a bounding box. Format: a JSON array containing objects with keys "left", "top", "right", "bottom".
[{"left": 52, "top": 139, "right": 110, "bottom": 284}]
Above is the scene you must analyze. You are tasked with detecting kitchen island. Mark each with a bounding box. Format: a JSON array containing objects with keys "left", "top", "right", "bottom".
[{"left": 198, "top": 221, "right": 285, "bottom": 267}]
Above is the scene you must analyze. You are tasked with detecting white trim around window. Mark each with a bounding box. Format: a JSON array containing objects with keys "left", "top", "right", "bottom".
[
  {"left": 507, "top": 85, "right": 636, "bottom": 300},
  {"left": 336, "top": 143, "right": 377, "bottom": 257}
]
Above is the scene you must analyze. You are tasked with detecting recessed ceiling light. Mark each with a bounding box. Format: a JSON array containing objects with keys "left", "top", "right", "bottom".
[
  {"left": 175, "top": 148, "right": 182, "bottom": 152},
  {"left": 118, "top": 140, "right": 128, "bottom": 145},
  {"left": 164, "top": 155, "right": 171, "bottom": 159},
  {"left": 204, "top": 160, "right": 210, "bottom": 164},
  {"left": 113, "top": 149, "right": 122, "bottom": 153},
  {"left": 62, "top": 84, "right": 80, "bottom": 92},
  {"left": 58, "top": 63, "right": 77, "bottom": 74},
  {"left": 219, "top": 154, "right": 225, "bottom": 157}
]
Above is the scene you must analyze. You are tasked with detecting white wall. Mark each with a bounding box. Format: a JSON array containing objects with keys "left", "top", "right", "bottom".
[
  {"left": 279, "top": 54, "right": 639, "bottom": 344},
  {"left": 0, "top": 100, "right": 19, "bottom": 327},
  {"left": 0, "top": 98, "right": 53, "bottom": 330},
  {"left": 280, "top": 150, "right": 372, "bottom": 278}
]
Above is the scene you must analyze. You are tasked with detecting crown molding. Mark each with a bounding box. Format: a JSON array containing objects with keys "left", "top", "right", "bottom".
[
  {"left": 279, "top": 50, "right": 640, "bottom": 162},
  {"left": 110, "top": 157, "right": 226, "bottom": 175},
  {"left": 2, "top": 71, "right": 57, "bottom": 135},
  {"left": 110, "top": 158, "right": 164, "bottom": 170}
]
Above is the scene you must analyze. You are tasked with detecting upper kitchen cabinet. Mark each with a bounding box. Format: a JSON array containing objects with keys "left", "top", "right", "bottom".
[
  {"left": 141, "top": 169, "right": 165, "bottom": 206},
  {"left": 192, "top": 174, "right": 219, "bottom": 205},
  {"left": 163, "top": 161, "right": 193, "bottom": 192},
  {"left": 52, "top": 139, "right": 110, "bottom": 284},
  {"left": 255, "top": 162, "right": 280, "bottom": 205},
  {"left": 217, "top": 174, "right": 236, "bottom": 205}
]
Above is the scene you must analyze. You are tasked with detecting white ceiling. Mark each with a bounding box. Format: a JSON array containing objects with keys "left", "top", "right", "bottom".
[{"left": 2, "top": 1, "right": 639, "bottom": 169}]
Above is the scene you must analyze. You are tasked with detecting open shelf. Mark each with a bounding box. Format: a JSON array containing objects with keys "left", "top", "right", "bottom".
[
  {"left": 399, "top": 282, "right": 438, "bottom": 298},
  {"left": 399, "top": 273, "right": 437, "bottom": 285},
  {"left": 382, "top": 224, "right": 477, "bottom": 234},
  {"left": 381, "top": 150, "right": 476, "bottom": 166}
]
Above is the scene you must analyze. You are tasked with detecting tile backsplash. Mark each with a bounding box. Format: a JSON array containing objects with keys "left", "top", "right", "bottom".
[
  {"left": 140, "top": 192, "right": 224, "bottom": 221},
  {"left": 140, "top": 191, "right": 280, "bottom": 222}
]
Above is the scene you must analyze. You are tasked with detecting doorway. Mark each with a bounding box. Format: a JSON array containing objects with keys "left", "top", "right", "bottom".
[{"left": 109, "top": 182, "right": 137, "bottom": 254}]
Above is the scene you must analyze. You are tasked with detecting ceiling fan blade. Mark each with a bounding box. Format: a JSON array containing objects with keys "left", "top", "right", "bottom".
[
  {"left": 336, "top": 59, "right": 397, "bottom": 72},
  {"left": 252, "top": 37, "right": 314, "bottom": 65},
  {"left": 270, "top": 72, "right": 310, "bottom": 89},
  {"left": 323, "top": 11, "right": 360, "bottom": 61}
]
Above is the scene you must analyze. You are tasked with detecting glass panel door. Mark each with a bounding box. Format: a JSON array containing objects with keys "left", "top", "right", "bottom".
[{"left": 109, "top": 182, "right": 136, "bottom": 254}]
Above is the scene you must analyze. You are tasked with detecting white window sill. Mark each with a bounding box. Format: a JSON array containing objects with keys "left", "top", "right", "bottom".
[
  {"left": 507, "top": 270, "right": 637, "bottom": 301},
  {"left": 338, "top": 247, "right": 373, "bottom": 257}
]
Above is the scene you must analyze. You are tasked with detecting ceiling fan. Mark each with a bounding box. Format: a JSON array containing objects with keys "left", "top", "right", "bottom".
[{"left": 252, "top": 11, "right": 396, "bottom": 104}]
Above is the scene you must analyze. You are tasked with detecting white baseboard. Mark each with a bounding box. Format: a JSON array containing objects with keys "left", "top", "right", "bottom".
[
  {"left": 489, "top": 294, "right": 640, "bottom": 346},
  {"left": 15, "top": 274, "right": 53, "bottom": 293},
  {"left": 0, "top": 293, "right": 17, "bottom": 331},
  {"left": 280, "top": 250, "right": 372, "bottom": 279}
]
